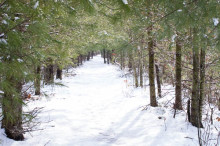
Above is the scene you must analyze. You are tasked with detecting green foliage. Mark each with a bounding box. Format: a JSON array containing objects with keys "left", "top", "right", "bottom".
[{"left": 0, "top": 0, "right": 219, "bottom": 140}]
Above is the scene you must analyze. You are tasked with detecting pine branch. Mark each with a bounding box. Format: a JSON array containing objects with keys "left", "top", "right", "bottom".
[
  {"left": 207, "top": 24, "right": 220, "bottom": 37},
  {"left": 96, "top": 1, "right": 119, "bottom": 10},
  {"left": 4, "top": 18, "right": 30, "bottom": 34},
  {"left": 146, "top": 0, "right": 198, "bottom": 30},
  {"left": 0, "top": 0, "right": 7, "bottom": 8}
]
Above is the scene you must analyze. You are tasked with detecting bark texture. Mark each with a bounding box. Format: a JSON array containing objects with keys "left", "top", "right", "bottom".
[
  {"left": 174, "top": 35, "right": 183, "bottom": 110},
  {"left": 103, "top": 49, "right": 106, "bottom": 64},
  {"left": 199, "top": 48, "right": 205, "bottom": 121},
  {"left": 35, "top": 66, "right": 41, "bottom": 95},
  {"left": 191, "top": 44, "right": 203, "bottom": 128},
  {"left": 155, "top": 63, "right": 162, "bottom": 98},
  {"left": 148, "top": 28, "right": 157, "bottom": 107},
  {"left": 2, "top": 79, "right": 24, "bottom": 141},
  {"left": 87, "top": 52, "right": 90, "bottom": 61},
  {"left": 56, "top": 67, "right": 62, "bottom": 80}
]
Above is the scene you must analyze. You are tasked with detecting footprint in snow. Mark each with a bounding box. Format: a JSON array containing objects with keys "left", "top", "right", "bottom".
[{"left": 98, "top": 132, "right": 117, "bottom": 143}]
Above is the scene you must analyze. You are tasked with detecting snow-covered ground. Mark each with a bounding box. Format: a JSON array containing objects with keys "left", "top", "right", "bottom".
[{"left": 0, "top": 55, "right": 219, "bottom": 146}]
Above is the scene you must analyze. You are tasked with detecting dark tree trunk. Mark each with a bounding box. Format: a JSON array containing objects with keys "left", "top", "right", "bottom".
[
  {"left": 35, "top": 66, "right": 41, "bottom": 95},
  {"left": 134, "top": 65, "right": 138, "bottom": 88},
  {"left": 191, "top": 30, "right": 203, "bottom": 128},
  {"left": 48, "top": 64, "right": 54, "bottom": 81},
  {"left": 91, "top": 51, "right": 94, "bottom": 59},
  {"left": 103, "top": 49, "right": 106, "bottom": 64},
  {"left": 80, "top": 54, "right": 83, "bottom": 65},
  {"left": 155, "top": 63, "right": 162, "bottom": 98},
  {"left": 218, "top": 97, "right": 220, "bottom": 111},
  {"left": 187, "top": 99, "right": 191, "bottom": 122},
  {"left": 132, "top": 51, "right": 138, "bottom": 87},
  {"left": 87, "top": 52, "right": 90, "bottom": 61},
  {"left": 191, "top": 48, "right": 200, "bottom": 127},
  {"left": 45, "top": 59, "right": 54, "bottom": 84},
  {"left": 77, "top": 56, "right": 80, "bottom": 66},
  {"left": 2, "top": 78, "right": 24, "bottom": 141},
  {"left": 199, "top": 48, "right": 205, "bottom": 120},
  {"left": 139, "top": 50, "right": 143, "bottom": 88},
  {"left": 139, "top": 34, "right": 145, "bottom": 88},
  {"left": 56, "top": 67, "right": 62, "bottom": 80},
  {"left": 107, "top": 50, "right": 110, "bottom": 64},
  {"left": 148, "top": 28, "right": 157, "bottom": 107},
  {"left": 174, "top": 35, "right": 183, "bottom": 110}
]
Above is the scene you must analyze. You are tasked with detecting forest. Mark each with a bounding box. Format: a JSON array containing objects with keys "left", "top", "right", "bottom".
[{"left": 0, "top": 0, "right": 220, "bottom": 146}]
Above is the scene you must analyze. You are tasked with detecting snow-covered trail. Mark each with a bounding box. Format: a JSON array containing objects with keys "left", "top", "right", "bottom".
[{"left": 1, "top": 55, "right": 198, "bottom": 146}]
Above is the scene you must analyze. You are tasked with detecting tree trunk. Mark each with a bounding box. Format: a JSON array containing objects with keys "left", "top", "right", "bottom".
[
  {"left": 134, "top": 64, "right": 138, "bottom": 88},
  {"left": 80, "top": 54, "right": 83, "bottom": 65},
  {"left": 187, "top": 99, "right": 191, "bottom": 122},
  {"left": 191, "top": 30, "right": 203, "bottom": 128},
  {"left": 148, "top": 28, "right": 157, "bottom": 107},
  {"left": 155, "top": 63, "right": 162, "bottom": 98},
  {"left": 218, "top": 97, "right": 220, "bottom": 111},
  {"left": 148, "top": 27, "right": 158, "bottom": 107},
  {"left": 56, "top": 67, "right": 62, "bottom": 80},
  {"left": 133, "top": 51, "right": 138, "bottom": 87},
  {"left": 35, "top": 66, "right": 41, "bottom": 95},
  {"left": 87, "top": 52, "right": 90, "bottom": 61},
  {"left": 139, "top": 50, "right": 143, "bottom": 88},
  {"left": 44, "top": 59, "right": 54, "bottom": 84},
  {"left": 2, "top": 78, "right": 24, "bottom": 140},
  {"left": 174, "top": 35, "right": 183, "bottom": 110},
  {"left": 103, "top": 49, "right": 106, "bottom": 64},
  {"left": 199, "top": 48, "right": 205, "bottom": 121},
  {"left": 77, "top": 56, "right": 80, "bottom": 66},
  {"left": 107, "top": 50, "right": 110, "bottom": 64},
  {"left": 91, "top": 51, "right": 94, "bottom": 59}
]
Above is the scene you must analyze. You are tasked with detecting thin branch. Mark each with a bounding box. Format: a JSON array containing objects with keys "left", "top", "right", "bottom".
[{"left": 0, "top": 0, "right": 7, "bottom": 8}]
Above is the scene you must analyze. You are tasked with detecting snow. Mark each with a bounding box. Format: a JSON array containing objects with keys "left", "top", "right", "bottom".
[
  {"left": 171, "top": 34, "right": 176, "bottom": 42},
  {"left": 34, "top": 1, "right": 39, "bottom": 9},
  {"left": 0, "top": 33, "right": 4, "bottom": 37},
  {"left": 15, "top": 17, "right": 20, "bottom": 20},
  {"left": 122, "top": 0, "right": 128, "bottom": 5},
  {"left": 70, "top": 7, "right": 75, "bottom": 11},
  {"left": 17, "top": 59, "right": 24, "bottom": 63},
  {"left": 2, "top": 20, "right": 7, "bottom": 24},
  {"left": 0, "top": 55, "right": 218, "bottom": 146},
  {"left": 213, "top": 18, "right": 219, "bottom": 26},
  {"left": 0, "top": 38, "right": 7, "bottom": 44},
  {"left": 103, "top": 30, "right": 108, "bottom": 35},
  {"left": 3, "top": 13, "right": 9, "bottom": 18},
  {"left": 98, "top": 31, "right": 109, "bottom": 36}
]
